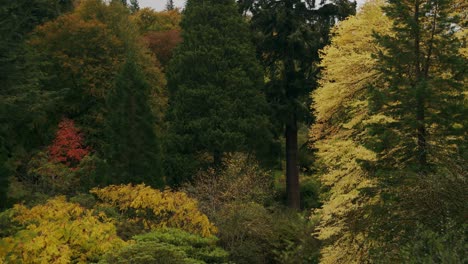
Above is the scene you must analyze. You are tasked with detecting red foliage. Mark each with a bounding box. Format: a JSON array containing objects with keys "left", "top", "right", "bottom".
[
  {"left": 144, "top": 29, "right": 182, "bottom": 66},
  {"left": 48, "top": 118, "right": 90, "bottom": 167}
]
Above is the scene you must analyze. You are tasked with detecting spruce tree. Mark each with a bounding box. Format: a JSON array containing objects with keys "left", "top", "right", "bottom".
[
  {"left": 166, "top": 0, "right": 273, "bottom": 184},
  {"left": 104, "top": 58, "right": 163, "bottom": 188}
]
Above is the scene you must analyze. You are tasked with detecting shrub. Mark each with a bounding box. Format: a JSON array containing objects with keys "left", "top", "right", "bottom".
[
  {"left": 184, "top": 153, "right": 274, "bottom": 218},
  {"left": 0, "top": 197, "right": 125, "bottom": 263},
  {"left": 91, "top": 184, "right": 217, "bottom": 238},
  {"left": 102, "top": 228, "right": 229, "bottom": 264}
]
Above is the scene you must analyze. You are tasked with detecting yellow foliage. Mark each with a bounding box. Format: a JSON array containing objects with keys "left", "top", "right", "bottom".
[
  {"left": 91, "top": 184, "right": 217, "bottom": 237},
  {"left": 0, "top": 197, "right": 125, "bottom": 264},
  {"left": 310, "top": 1, "right": 392, "bottom": 263}
]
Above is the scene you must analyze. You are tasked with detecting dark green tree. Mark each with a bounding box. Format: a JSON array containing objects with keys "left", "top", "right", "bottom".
[
  {"left": 104, "top": 58, "right": 163, "bottom": 188},
  {"left": 373, "top": 0, "right": 466, "bottom": 172},
  {"left": 366, "top": 0, "right": 467, "bottom": 260},
  {"left": 0, "top": 0, "right": 72, "bottom": 209},
  {"left": 166, "top": 0, "right": 175, "bottom": 10},
  {"left": 165, "top": 0, "right": 273, "bottom": 185},
  {"left": 246, "top": 0, "right": 355, "bottom": 208}
]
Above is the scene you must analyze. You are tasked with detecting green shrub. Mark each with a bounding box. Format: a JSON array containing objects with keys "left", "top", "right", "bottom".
[
  {"left": 215, "top": 202, "right": 320, "bottom": 264},
  {"left": 102, "top": 228, "right": 229, "bottom": 264}
]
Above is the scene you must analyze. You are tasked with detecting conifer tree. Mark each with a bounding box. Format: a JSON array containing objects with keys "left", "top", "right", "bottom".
[
  {"left": 373, "top": 0, "right": 466, "bottom": 173},
  {"left": 166, "top": 0, "right": 175, "bottom": 10},
  {"left": 104, "top": 58, "right": 163, "bottom": 187},
  {"left": 166, "top": 0, "right": 273, "bottom": 184},
  {"left": 367, "top": 0, "right": 467, "bottom": 259},
  {"left": 247, "top": 0, "right": 355, "bottom": 208}
]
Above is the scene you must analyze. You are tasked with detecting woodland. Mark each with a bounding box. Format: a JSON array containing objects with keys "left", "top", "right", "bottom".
[{"left": 0, "top": 0, "right": 466, "bottom": 263}]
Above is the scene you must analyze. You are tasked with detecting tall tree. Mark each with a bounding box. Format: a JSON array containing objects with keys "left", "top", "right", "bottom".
[
  {"left": 247, "top": 0, "right": 355, "bottom": 208},
  {"left": 166, "top": 0, "right": 273, "bottom": 184},
  {"left": 366, "top": 0, "right": 467, "bottom": 259},
  {"left": 373, "top": 0, "right": 466, "bottom": 173},
  {"left": 311, "top": 1, "right": 391, "bottom": 261},
  {"left": 104, "top": 58, "right": 164, "bottom": 187},
  {"left": 0, "top": 0, "right": 72, "bottom": 209}
]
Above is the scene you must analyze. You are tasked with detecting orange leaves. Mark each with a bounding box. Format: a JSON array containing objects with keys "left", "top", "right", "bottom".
[{"left": 91, "top": 184, "right": 217, "bottom": 237}]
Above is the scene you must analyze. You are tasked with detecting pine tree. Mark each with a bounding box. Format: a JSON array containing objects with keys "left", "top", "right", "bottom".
[
  {"left": 247, "top": 0, "right": 356, "bottom": 209},
  {"left": 104, "top": 58, "right": 163, "bottom": 188},
  {"left": 166, "top": 0, "right": 273, "bottom": 184}
]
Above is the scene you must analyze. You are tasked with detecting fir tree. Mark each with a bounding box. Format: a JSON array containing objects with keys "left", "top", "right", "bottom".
[
  {"left": 104, "top": 58, "right": 163, "bottom": 188},
  {"left": 166, "top": 0, "right": 273, "bottom": 184}
]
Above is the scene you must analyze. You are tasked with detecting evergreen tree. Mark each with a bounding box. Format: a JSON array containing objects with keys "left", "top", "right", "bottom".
[
  {"left": 367, "top": 0, "right": 467, "bottom": 259},
  {"left": 166, "top": 0, "right": 273, "bottom": 184},
  {"left": 166, "top": 0, "right": 175, "bottom": 10},
  {"left": 373, "top": 0, "right": 466, "bottom": 173},
  {"left": 0, "top": 0, "right": 71, "bottom": 209},
  {"left": 104, "top": 58, "right": 164, "bottom": 188},
  {"left": 246, "top": 0, "right": 355, "bottom": 209}
]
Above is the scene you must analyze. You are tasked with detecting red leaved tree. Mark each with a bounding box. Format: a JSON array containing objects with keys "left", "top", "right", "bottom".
[{"left": 48, "top": 118, "right": 90, "bottom": 168}]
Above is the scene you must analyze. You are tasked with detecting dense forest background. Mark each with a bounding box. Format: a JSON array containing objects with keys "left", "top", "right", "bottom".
[{"left": 0, "top": 0, "right": 466, "bottom": 263}]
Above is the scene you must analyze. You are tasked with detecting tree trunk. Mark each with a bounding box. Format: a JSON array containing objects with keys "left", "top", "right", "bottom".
[
  {"left": 286, "top": 116, "right": 300, "bottom": 209},
  {"left": 213, "top": 149, "right": 222, "bottom": 167},
  {"left": 413, "top": 0, "right": 427, "bottom": 170}
]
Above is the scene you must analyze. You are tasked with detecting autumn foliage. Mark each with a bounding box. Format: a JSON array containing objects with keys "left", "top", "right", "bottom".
[
  {"left": 91, "top": 184, "right": 217, "bottom": 237},
  {"left": 144, "top": 29, "right": 182, "bottom": 66},
  {"left": 0, "top": 197, "right": 125, "bottom": 264},
  {"left": 48, "top": 118, "right": 90, "bottom": 168}
]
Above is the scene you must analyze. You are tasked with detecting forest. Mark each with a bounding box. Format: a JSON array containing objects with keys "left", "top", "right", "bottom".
[{"left": 0, "top": 0, "right": 466, "bottom": 263}]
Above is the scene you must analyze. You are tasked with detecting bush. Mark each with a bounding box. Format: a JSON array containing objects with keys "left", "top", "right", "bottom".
[
  {"left": 184, "top": 153, "right": 275, "bottom": 218},
  {"left": 102, "top": 228, "right": 229, "bottom": 264},
  {"left": 0, "top": 197, "right": 125, "bottom": 263},
  {"left": 215, "top": 202, "right": 320, "bottom": 264}
]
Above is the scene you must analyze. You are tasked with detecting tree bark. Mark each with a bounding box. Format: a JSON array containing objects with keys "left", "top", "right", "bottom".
[
  {"left": 286, "top": 115, "right": 300, "bottom": 209},
  {"left": 413, "top": 0, "right": 427, "bottom": 170}
]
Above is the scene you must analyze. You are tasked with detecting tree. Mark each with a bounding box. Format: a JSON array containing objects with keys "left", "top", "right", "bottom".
[
  {"left": 104, "top": 59, "right": 164, "bottom": 187},
  {"left": 48, "top": 119, "right": 90, "bottom": 168},
  {"left": 366, "top": 0, "right": 467, "bottom": 259},
  {"left": 144, "top": 30, "right": 182, "bottom": 67},
  {"left": 373, "top": 0, "right": 466, "bottom": 173},
  {"left": 166, "top": 0, "right": 175, "bottom": 10},
  {"left": 310, "top": 1, "right": 391, "bottom": 262},
  {"left": 132, "top": 8, "right": 181, "bottom": 33},
  {"left": 247, "top": 0, "right": 355, "bottom": 208},
  {"left": 166, "top": 0, "right": 273, "bottom": 184},
  {"left": 0, "top": 0, "right": 73, "bottom": 209}
]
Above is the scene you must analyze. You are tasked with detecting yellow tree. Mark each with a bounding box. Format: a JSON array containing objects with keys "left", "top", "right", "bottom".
[
  {"left": 0, "top": 197, "right": 126, "bottom": 263},
  {"left": 310, "top": 1, "right": 391, "bottom": 263}
]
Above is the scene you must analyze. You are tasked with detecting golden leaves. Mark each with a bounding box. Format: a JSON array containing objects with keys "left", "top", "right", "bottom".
[
  {"left": 91, "top": 184, "right": 217, "bottom": 237},
  {"left": 0, "top": 197, "right": 125, "bottom": 264}
]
